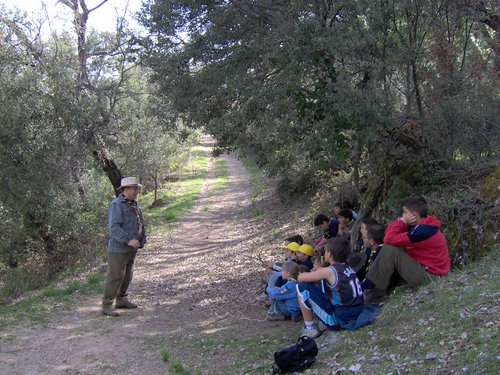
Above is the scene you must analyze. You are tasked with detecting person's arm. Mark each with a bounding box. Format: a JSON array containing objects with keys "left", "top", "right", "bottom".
[
  {"left": 138, "top": 207, "right": 147, "bottom": 246},
  {"left": 383, "top": 219, "right": 413, "bottom": 247},
  {"left": 314, "top": 237, "right": 326, "bottom": 251},
  {"left": 266, "top": 283, "right": 297, "bottom": 300},
  {"left": 108, "top": 202, "right": 133, "bottom": 246},
  {"left": 298, "top": 266, "right": 333, "bottom": 284},
  {"left": 408, "top": 225, "right": 439, "bottom": 243},
  {"left": 330, "top": 220, "right": 339, "bottom": 237}
]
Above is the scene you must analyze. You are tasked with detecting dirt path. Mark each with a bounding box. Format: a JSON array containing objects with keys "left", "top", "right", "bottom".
[{"left": 0, "top": 139, "right": 299, "bottom": 375}]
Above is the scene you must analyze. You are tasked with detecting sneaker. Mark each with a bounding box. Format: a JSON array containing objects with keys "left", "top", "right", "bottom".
[
  {"left": 291, "top": 314, "right": 302, "bottom": 323},
  {"left": 267, "top": 313, "right": 286, "bottom": 321},
  {"left": 300, "top": 323, "right": 323, "bottom": 338},
  {"left": 115, "top": 300, "right": 138, "bottom": 309},
  {"left": 102, "top": 308, "right": 120, "bottom": 317},
  {"left": 363, "top": 288, "right": 387, "bottom": 305}
]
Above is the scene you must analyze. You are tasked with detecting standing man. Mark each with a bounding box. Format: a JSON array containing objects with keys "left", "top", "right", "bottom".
[{"left": 102, "top": 177, "right": 147, "bottom": 317}]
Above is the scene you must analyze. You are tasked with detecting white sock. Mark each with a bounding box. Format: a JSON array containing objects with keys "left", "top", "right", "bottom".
[{"left": 304, "top": 321, "right": 314, "bottom": 330}]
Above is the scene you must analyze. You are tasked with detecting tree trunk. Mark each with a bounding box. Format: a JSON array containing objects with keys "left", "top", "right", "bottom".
[
  {"left": 93, "top": 148, "right": 122, "bottom": 195},
  {"left": 69, "top": 0, "right": 122, "bottom": 193},
  {"left": 411, "top": 60, "right": 424, "bottom": 118}
]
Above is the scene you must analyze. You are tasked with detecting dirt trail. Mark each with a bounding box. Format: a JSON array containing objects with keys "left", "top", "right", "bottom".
[{"left": 0, "top": 138, "right": 297, "bottom": 375}]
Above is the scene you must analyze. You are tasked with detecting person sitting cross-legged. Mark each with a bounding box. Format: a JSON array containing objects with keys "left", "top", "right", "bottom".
[{"left": 297, "top": 238, "right": 364, "bottom": 337}]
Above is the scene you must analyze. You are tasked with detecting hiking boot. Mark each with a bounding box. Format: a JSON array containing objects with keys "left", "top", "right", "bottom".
[
  {"left": 300, "top": 323, "right": 323, "bottom": 338},
  {"left": 267, "top": 313, "right": 286, "bottom": 321},
  {"left": 363, "top": 288, "right": 387, "bottom": 305},
  {"left": 102, "top": 308, "right": 120, "bottom": 317},
  {"left": 291, "top": 314, "right": 302, "bottom": 323},
  {"left": 115, "top": 300, "right": 138, "bottom": 309}
]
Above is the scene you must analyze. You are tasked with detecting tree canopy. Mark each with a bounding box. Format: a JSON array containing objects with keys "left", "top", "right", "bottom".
[{"left": 139, "top": 0, "right": 498, "bottom": 198}]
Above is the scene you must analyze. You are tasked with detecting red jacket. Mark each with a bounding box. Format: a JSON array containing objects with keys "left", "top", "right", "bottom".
[{"left": 384, "top": 216, "right": 450, "bottom": 276}]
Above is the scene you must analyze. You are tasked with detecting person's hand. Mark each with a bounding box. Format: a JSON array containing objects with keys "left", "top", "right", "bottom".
[
  {"left": 312, "top": 259, "right": 321, "bottom": 271},
  {"left": 262, "top": 260, "right": 274, "bottom": 269},
  {"left": 128, "top": 239, "right": 140, "bottom": 249},
  {"left": 402, "top": 211, "right": 418, "bottom": 226}
]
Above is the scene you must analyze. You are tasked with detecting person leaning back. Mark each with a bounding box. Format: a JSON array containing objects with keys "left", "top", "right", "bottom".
[{"left": 102, "top": 177, "right": 147, "bottom": 317}]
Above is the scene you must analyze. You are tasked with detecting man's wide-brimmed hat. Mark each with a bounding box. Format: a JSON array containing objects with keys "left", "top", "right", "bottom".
[{"left": 118, "top": 176, "right": 143, "bottom": 190}]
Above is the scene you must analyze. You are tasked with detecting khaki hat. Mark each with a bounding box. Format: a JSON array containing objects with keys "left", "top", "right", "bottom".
[
  {"left": 296, "top": 244, "right": 314, "bottom": 257},
  {"left": 118, "top": 176, "right": 143, "bottom": 190},
  {"left": 278, "top": 242, "right": 301, "bottom": 252}
]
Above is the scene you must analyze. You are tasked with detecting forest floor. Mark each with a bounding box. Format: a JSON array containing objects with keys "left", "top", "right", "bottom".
[{"left": 0, "top": 138, "right": 498, "bottom": 374}]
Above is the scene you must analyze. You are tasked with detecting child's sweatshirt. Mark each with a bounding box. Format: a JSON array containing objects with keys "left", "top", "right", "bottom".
[
  {"left": 384, "top": 215, "right": 450, "bottom": 276},
  {"left": 266, "top": 279, "right": 300, "bottom": 316}
]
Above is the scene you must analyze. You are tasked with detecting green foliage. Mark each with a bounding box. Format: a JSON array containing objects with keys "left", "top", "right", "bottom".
[
  {"left": 0, "top": 6, "right": 191, "bottom": 294},
  {"left": 142, "top": 146, "right": 208, "bottom": 231},
  {"left": 159, "top": 345, "right": 190, "bottom": 374},
  {"left": 481, "top": 166, "right": 500, "bottom": 200},
  {"left": 0, "top": 272, "right": 104, "bottom": 327},
  {"left": 240, "top": 156, "right": 267, "bottom": 201},
  {"left": 141, "top": 0, "right": 499, "bottom": 200},
  {"left": 159, "top": 346, "right": 171, "bottom": 363},
  {"left": 214, "top": 156, "right": 228, "bottom": 191}
]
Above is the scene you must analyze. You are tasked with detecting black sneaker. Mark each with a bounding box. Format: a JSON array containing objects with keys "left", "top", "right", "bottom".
[{"left": 363, "top": 288, "right": 387, "bottom": 305}]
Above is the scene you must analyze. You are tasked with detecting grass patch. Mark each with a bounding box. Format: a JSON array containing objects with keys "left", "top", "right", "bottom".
[
  {"left": 214, "top": 156, "right": 229, "bottom": 191},
  {"left": 142, "top": 145, "right": 209, "bottom": 231},
  {"left": 159, "top": 346, "right": 171, "bottom": 363},
  {"left": 0, "top": 272, "right": 105, "bottom": 329},
  {"left": 163, "top": 247, "right": 499, "bottom": 374},
  {"left": 308, "top": 247, "right": 500, "bottom": 374},
  {"left": 240, "top": 156, "right": 267, "bottom": 200},
  {"left": 159, "top": 345, "right": 192, "bottom": 374}
]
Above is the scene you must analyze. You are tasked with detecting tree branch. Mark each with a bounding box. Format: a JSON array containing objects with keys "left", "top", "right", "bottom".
[{"left": 88, "top": 0, "right": 109, "bottom": 14}]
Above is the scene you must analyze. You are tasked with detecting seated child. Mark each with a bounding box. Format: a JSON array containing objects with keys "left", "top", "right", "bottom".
[
  {"left": 364, "top": 194, "right": 450, "bottom": 304},
  {"left": 297, "top": 237, "right": 364, "bottom": 337},
  {"left": 357, "top": 224, "right": 385, "bottom": 290},
  {"left": 262, "top": 235, "right": 304, "bottom": 275},
  {"left": 335, "top": 200, "right": 359, "bottom": 220},
  {"left": 313, "top": 214, "right": 339, "bottom": 254},
  {"left": 294, "top": 244, "right": 315, "bottom": 270},
  {"left": 261, "top": 240, "right": 301, "bottom": 292},
  {"left": 266, "top": 261, "right": 301, "bottom": 322},
  {"left": 337, "top": 209, "right": 355, "bottom": 240}
]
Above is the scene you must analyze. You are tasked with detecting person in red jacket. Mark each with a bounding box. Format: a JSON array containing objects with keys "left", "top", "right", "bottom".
[{"left": 364, "top": 195, "right": 450, "bottom": 304}]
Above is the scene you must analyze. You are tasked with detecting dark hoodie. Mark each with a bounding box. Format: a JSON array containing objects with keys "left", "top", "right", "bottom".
[{"left": 384, "top": 215, "right": 450, "bottom": 276}]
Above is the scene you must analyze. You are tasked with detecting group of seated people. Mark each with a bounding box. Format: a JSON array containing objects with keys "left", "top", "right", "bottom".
[{"left": 259, "top": 194, "right": 451, "bottom": 337}]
